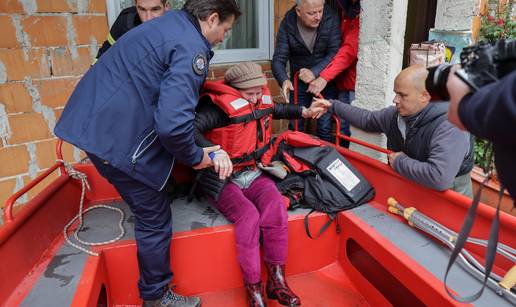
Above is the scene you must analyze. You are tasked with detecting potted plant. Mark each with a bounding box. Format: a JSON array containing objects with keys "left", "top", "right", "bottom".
[{"left": 470, "top": 0, "right": 515, "bottom": 215}]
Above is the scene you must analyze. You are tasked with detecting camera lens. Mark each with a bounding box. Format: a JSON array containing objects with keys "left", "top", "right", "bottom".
[{"left": 426, "top": 64, "right": 453, "bottom": 101}]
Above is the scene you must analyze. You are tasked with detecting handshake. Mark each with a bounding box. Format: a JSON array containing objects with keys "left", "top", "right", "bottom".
[{"left": 301, "top": 98, "right": 333, "bottom": 119}]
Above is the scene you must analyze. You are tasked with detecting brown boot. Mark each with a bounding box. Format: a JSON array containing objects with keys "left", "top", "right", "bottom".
[
  {"left": 265, "top": 262, "right": 300, "bottom": 307},
  {"left": 244, "top": 281, "right": 267, "bottom": 307}
]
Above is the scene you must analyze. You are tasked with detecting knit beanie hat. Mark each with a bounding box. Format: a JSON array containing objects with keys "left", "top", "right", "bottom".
[{"left": 224, "top": 62, "right": 266, "bottom": 89}]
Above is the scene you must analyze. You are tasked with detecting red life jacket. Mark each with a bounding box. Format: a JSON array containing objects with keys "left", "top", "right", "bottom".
[{"left": 201, "top": 80, "right": 274, "bottom": 172}]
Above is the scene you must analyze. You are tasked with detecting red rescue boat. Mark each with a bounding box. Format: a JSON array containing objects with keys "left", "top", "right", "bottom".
[{"left": 1, "top": 136, "right": 514, "bottom": 307}]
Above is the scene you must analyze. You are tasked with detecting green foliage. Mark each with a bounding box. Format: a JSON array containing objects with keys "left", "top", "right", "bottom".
[
  {"left": 479, "top": 0, "right": 516, "bottom": 42},
  {"left": 474, "top": 138, "right": 494, "bottom": 169},
  {"left": 170, "top": 0, "right": 187, "bottom": 10},
  {"left": 474, "top": 1, "right": 513, "bottom": 169}
]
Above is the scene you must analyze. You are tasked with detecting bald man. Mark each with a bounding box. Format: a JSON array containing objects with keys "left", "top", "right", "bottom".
[{"left": 315, "top": 64, "right": 474, "bottom": 196}]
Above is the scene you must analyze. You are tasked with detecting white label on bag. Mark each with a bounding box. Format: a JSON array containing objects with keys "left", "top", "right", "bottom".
[{"left": 326, "top": 158, "right": 360, "bottom": 191}]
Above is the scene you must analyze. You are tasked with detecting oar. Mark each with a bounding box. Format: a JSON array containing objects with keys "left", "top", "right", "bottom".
[{"left": 387, "top": 197, "right": 516, "bottom": 304}]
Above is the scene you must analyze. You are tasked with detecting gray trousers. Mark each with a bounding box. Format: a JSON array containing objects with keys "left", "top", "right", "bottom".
[{"left": 452, "top": 173, "right": 473, "bottom": 198}]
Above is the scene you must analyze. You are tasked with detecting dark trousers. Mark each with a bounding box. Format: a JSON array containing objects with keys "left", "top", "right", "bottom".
[
  {"left": 87, "top": 153, "right": 173, "bottom": 301},
  {"left": 289, "top": 80, "right": 338, "bottom": 143}
]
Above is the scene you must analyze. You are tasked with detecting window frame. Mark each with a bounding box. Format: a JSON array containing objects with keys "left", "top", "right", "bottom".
[{"left": 105, "top": 0, "right": 274, "bottom": 63}]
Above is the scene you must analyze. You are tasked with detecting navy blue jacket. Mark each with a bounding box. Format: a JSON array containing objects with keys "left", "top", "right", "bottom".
[
  {"left": 458, "top": 70, "right": 516, "bottom": 201},
  {"left": 55, "top": 10, "right": 212, "bottom": 191},
  {"left": 272, "top": 4, "right": 342, "bottom": 85}
]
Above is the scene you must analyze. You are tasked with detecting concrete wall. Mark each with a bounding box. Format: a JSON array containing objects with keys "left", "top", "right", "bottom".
[
  {"left": 352, "top": 0, "right": 408, "bottom": 160},
  {"left": 435, "top": 0, "right": 478, "bottom": 31}
]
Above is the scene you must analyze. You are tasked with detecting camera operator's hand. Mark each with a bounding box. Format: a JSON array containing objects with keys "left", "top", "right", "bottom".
[{"left": 446, "top": 65, "right": 471, "bottom": 130}]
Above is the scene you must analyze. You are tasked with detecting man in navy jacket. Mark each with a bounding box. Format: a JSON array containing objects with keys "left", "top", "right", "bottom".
[
  {"left": 447, "top": 69, "right": 516, "bottom": 204},
  {"left": 54, "top": 1, "right": 240, "bottom": 306}
]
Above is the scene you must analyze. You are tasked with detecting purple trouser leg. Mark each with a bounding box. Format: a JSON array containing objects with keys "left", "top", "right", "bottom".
[{"left": 212, "top": 175, "right": 288, "bottom": 284}]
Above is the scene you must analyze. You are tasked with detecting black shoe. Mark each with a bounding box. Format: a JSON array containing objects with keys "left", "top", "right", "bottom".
[{"left": 143, "top": 288, "right": 201, "bottom": 307}]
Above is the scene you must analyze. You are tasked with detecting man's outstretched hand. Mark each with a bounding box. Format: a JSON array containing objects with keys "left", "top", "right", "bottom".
[{"left": 304, "top": 98, "right": 332, "bottom": 119}]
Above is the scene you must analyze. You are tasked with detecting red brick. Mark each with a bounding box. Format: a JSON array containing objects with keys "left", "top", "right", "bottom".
[
  {"left": 73, "top": 15, "right": 108, "bottom": 45},
  {"left": 36, "top": 78, "right": 78, "bottom": 109},
  {"left": 49, "top": 47, "right": 92, "bottom": 76},
  {"left": 7, "top": 112, "right": 53, "bottom": 144},
  {"left": 210, "top": 64, "right": 232, "bottom": 79},
  {"left": 267, "top": 79, "right": 281, "bottom": 97},
  {"left": 0, "top": 83, "right": 33, "bottom": 113},
  {"left": 0, "top": 49, "right": 50, "bottom": 81},
  {"left": 0, "top": 16, "right": 20, "bottom": 48},
  {"left": 0, "top": 178, "right": 18, "bottom": 208},
  {"left": 0, "top": 0, "right": 25, "bottom": 13},
  {"left": 34, "top": 139, "right": 58, "bottom": 169},
  {"left": 0, "top": 145, "right": 30, "bottom": 177},
  {"left": 22, "top": 16, "right": 69, "bottom": 47},
  {"left": 35, "top": 0, "right": 75, "bottom": 13},
  {"left": 259, "top": 62, "right": 271, "bottom": 72},
  {"left": 88, "top": 0, "right": 107, "bottom": 13}
]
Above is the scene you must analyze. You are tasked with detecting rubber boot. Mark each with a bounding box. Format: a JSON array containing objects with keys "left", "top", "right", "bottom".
[
  {"left": 244, "top": 281, "right": 266, "bottom": 307},
  {"left": 265, "top": 262, "right": 300, "bottom": 307}
]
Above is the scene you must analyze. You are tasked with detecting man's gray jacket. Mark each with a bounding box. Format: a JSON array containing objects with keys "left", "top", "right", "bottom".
[{"left": 331, "top": 101, "right": 473, "bottom": 191}]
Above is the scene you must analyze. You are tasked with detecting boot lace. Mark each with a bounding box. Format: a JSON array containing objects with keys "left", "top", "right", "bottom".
[{"left": 162, "top": 288, "right": 187, "bottom": 305}]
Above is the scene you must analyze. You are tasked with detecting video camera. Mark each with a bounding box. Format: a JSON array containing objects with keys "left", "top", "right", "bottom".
[{"left": 426, "top": 39, "right": 516, "bottom": 100}]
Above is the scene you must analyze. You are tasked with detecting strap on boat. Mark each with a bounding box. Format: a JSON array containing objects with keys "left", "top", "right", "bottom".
[
  {"left": 443, "top": 176, "right": 504, "bottom": 302},
  {"left": 304, "top": 210, "right": 339, "bottom": 239}
]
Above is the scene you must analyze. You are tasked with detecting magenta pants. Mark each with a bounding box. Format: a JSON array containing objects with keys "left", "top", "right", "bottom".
[{"left": 211, "top": 175, "right": 288, "bottom": 284}]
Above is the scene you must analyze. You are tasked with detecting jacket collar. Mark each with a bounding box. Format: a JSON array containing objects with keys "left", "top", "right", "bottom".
[{"left": 180, "top": 9, "right": 214, "bottom": 60}]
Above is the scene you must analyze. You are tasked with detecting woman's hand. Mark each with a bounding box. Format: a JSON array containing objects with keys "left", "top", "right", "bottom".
[{"left": 212, "top": 149, "right": 233, "bottom": 180}]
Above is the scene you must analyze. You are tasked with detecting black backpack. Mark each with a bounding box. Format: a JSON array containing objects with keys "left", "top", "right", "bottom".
[{"left": 273, "top": 140, "right": 375, "bottom": 238}]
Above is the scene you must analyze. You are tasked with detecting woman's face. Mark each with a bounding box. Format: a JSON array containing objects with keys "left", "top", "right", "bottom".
[{"left": 238, "top": 86, "right": 263, "bottom": 104}]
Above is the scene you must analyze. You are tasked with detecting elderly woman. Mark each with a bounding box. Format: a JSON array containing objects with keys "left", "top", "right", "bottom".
[{"left": 194, "top": 62, "right": 322, "bottom": 307}]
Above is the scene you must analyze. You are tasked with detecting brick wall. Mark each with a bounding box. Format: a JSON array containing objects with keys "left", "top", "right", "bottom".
[
  {"left": 0, "top": 0, "right": 294, "bottom": 220},
  {"left": 0, "top": 0, "right": 108, "bottom": 212}
]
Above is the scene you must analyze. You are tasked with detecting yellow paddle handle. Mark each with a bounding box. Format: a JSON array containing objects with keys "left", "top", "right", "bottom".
[{"left": 499, "top": 265, "right": 516, "bottom": 290}]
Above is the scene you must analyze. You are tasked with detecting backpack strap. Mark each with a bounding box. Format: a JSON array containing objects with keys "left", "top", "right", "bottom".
[
  {"left": 443, "top": 177, "right": 504, "bottom": 302},
  {"left": 304, "top": 210, "right": 338, "bottom": 239},
  {"left": 231, "top": 140, "right": 272, "bottom": 165}
]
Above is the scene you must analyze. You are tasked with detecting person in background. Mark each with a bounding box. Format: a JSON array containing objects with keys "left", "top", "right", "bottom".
[
  {"left": 54, "top": 1, "right": 241, "bottom": 306},
  {"left": 312, "top": 64, "right": 474, "bottom": 197},
  {"left": 307, "top": 0, "right": 360, "bottom": 148},
  {"left": 272, "top": 0, "right": 342, "bottom": 142},
  {"left": 95, "top": 0, "right": 171, "bottom": 60},
  {"left": 194, "top": 62, "right": 325, "bottom": 307}
]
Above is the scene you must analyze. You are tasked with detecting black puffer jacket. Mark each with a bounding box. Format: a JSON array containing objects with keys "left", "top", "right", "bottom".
[{"left": 272, "top": 4, "right": 342, "bottom": 85}]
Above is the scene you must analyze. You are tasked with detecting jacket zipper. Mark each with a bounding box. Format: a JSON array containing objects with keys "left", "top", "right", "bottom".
[{"left": 131, "top": 130, "right": 158, "bottom": 166}]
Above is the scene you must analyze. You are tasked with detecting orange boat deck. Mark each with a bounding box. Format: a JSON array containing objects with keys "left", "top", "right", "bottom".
[{"left": 1, "top": 147, "right": 515, "bottom": 307}]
